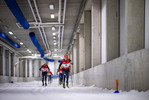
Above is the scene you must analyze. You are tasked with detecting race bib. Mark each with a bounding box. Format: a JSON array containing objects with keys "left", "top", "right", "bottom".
[
  {"left": 42, "top": 68, "right": 48, "bottom": 71},
  {"left": 48, "top": 73, "right": 51, "bottom": 75},
  {"left": 62, "top": 63, "right": 70, "bottom": 68}
]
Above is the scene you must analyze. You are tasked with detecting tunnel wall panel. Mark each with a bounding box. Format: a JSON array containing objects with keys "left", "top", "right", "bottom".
[{"left": 73, "top": 48, "right": 149, "bottom": 91}]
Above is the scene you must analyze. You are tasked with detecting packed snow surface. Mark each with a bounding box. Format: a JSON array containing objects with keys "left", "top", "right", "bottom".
[{"left": 0, "top": 79, "right": 149, "bottom": 100}]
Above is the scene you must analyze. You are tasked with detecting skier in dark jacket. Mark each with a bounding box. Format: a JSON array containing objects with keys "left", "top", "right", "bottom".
[
  {"left": 39, "top": 63, "right": 50, "bottom": 86},
  {"left": 58, "top": 54, "right": 71, "bottom": 88}
]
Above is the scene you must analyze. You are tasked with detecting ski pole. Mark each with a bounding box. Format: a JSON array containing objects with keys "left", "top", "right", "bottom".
[{"left": 70, "top": 69, "right": 73, "bottom": 87}]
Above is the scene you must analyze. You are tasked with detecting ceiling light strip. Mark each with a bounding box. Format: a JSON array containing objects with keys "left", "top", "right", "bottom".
[
  {"left": 0, "top": 40, "right": 22, "bottom": 56},
  {"left": 0, "top": 32, "right": 20, "bottom": 48}
]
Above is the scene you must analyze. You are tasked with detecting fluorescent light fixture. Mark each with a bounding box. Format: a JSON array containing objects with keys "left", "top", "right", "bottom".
[
  {"left": 20, "top": 42, "right": 23, "bottom": 45},
  {"left": 52, "top": 26, "right": 55, "bottom": 31},
  {"left": 3, "top": 25, "right": 8, "bottom": 29},
  {"left": 54, "top": 43, "right": 57, "bottom": 45},
  {"left": 53, "top": 36, "right": 56, "bottom": 39},
  {"left": 49, "top": 4, "right": 54, "bottom": 10},
  {"left": 54, "top": 49, "right": 57, "bottom": 51},
  {"left": 32, "top": 54, "right": 34, "bottom": 56},
  {"left": 29, "top": 51, "right": 31, "bottom": 53},
  {"left": 13, "top": 36, "right": 16, "bottom": 38},
  {"left": 53, "top": 33, "right": 56, "bottom": 35},
  {"left": 27, "top": 49, "right": 30, "bottom": 52},
  {"left": 50, "top": 14, "right": 55, "bottom": 19},
  {"left": 53, "top": 39, "right": 56, "bottom": 42},
  {"left": 9, "top": 31, "right": 13, "bottom": 35}
]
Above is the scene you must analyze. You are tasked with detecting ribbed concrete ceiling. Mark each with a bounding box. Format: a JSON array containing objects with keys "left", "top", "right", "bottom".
[{"left": 0, "top": 0, "right": 84, "bottom": 58}]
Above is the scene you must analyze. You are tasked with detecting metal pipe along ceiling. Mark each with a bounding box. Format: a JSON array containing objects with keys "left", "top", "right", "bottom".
[{"left": 28, "top": 0, "right": 49, "bottom": 53}]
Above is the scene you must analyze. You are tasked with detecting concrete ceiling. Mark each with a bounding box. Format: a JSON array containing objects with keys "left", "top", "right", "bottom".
[{"left": 0, "top": 0, "right": 84, "bottom": 58}]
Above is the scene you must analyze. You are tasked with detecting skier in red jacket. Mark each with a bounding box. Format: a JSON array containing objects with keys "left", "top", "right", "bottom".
[
  {"left": 58, "top": 54, "right": 71, "bottom": 88},
  {"left": 47, "top": 70, "right": 53, "bottom": 84},
  {"left": 39, "top": 63, "right": 50, "bottom": 86}
]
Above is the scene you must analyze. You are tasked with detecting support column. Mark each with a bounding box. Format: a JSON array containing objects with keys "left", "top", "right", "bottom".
[
  {"left": 9, "top": 51, "right": 11, "bottom": 76},
  {"left": 19, "top": 59, "right": 24, "bottom": 77},
  {"left": 91, "top": 0, "right": 101, "bottom": 67},
  {"left": 120, "top": 0, "right": 145, "bottom": 55},
  {"left": 102, "top": 0, "right": 119, "bottom": 63},
  {"left": 145, "top": 0, "right": 149, "bottom": 48},
  {"left": 54, "top": 60, "right": 59, "bottom": 75},
  {"left": 0, "top": 47, "right": 6, "bottom": 76},
  {"left": 73, "top": 33, "right": 79, "bottom": 73},
  {"left": 0, "top": 47, "right": 3, "bottom": 75},
  {"left": 79, "top": 24, "right": 85, "bottom": 71},
  {"left": 15, "top": 56, "right": 19, "bottom": 77},
  {"left": 48, "top": 62, "right": 54, "bottom": 74},
  {"left": 29, "top": 59, "right": 32, "bottom": 77},
  {"left": 73, "top": 41, "right": 77, "bottom": 74},
  {"left": 84, "top": 10, "right": 91, "bottom": 69},
  {"left": 6, "top": 50, "right": 9, "bottom": 76},
  {"left": 71, "top": 44, "right": 74, "bottom": 75},
  {"left": 25, "top": 59, "right": 27, "bottom": 78},
  {"left": 76, "top": 33, "right": 79, "bottom": 73},
  {"left": 3, "top": 47, "right": 6, "bottom": 76},
  {"left": 33, "top": 59, "right": 39, "bottom": 77},
  {"left": 11, "top": 53, "right": 15, "bottom": 77}
]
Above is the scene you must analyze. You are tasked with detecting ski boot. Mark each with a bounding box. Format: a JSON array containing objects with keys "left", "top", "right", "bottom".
[
  {"left": 66, "top": 83, "right": 69, "bottom": 88},
  {"left": 63, "top": 83, "right": 65, "bottom": 88},
  {"left": 45, "top": 83, "right": 47, "bottom": 86},
  {"left": 42, "top": 83, "right": 44, "bottom": 86}
]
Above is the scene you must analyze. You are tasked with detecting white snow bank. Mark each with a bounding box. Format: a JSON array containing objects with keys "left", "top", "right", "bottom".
[{"left": 0, "top": 79, "right": 149, "bottom": 100}]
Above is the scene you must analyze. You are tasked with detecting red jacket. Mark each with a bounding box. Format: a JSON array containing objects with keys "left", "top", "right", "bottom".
[
  {"left": 61, "top": 58, "right": 71, "bottom": 69},
  {"left": 59, "top": 68, "right": 63, "bottom": 74},
  {"left": 47, "top": 71, "right": 53, "bottom": 76},
  {"left": 39, "top": 64, "right": 49, "bottom": 72}
]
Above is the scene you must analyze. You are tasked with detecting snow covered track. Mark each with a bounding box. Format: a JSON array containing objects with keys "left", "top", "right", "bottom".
[{"left": 0, "top": 80, "right": 149, "bottom": 100}]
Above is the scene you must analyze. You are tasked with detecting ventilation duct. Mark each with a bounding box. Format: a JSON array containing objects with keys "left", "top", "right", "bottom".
[
  {"left": 5, "top": 0, "right": 30, "bottom": 29},
  {"left": 0, "top": 32, "right": 20, "bottom": 48},
  {"left": 29, "top": 32, "right": 54, "bottom": 62}
]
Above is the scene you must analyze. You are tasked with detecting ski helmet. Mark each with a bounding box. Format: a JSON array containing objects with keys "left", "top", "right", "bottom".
[{"left": 64, "top": 54, "right": 68, "bottom": 58}]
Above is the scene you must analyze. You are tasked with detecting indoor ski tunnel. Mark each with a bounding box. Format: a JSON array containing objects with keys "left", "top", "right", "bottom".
[{"left": 0, "top": 0, "right": 149, "bottom": 100}]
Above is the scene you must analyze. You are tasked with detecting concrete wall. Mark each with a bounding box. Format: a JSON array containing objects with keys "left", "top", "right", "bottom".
[
  {"left": 91, "top": 0, "right": 101, "bottom": 67},
  {"left": 0, "top": 76, "right": 40, "bottom": 83},
  {"left": 127, "top": 0, "right": 145, "bottom": 53},
  {"left": 120, "top": 0, "right": 127, "bottom": 56},
  {"left": 120, "top": 0, "right": 145, "bottom": 55},
  {"left": 84, "top": 11, "right": 91, "bottom": 69},
  {"left": 145, "top": 0, "right": 149, "bottom": 48},
  {"left": 0, "top": 47, "right": 3, "bottom": 75},
  {"left": 79, "top": 24, "right": 85, "bottom": 71},
  {"left": 73, "top": 48, "right": 149, "bottom": 91},
  {"left": 107, "top": 0, "right": 119, "bottom": 61}
]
